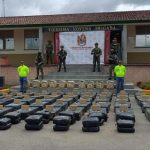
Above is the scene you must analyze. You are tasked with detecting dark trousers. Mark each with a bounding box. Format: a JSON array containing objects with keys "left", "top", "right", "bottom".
[
  {"left": 93, "top": 56, "right": 100, "bottom": 72},
  {"left": 46, "top": 53, "right": 53, "bottom": 64},
  {"left": 36, "top": 67, "right": 44, "bottom": 79},
  {"left": 58, "top": 58, "right": 66, "bottom": 72},
  {"left": 116, "top": 77, "right": 124, "bottom": 95},
  {"left": 19, "top": 77, "right": 27, "bottom": 93},
  {"left": 109, "top": 64, "right": 116, "bottom": 79}
]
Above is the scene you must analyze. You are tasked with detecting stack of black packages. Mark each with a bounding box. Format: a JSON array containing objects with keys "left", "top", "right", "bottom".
[
  {"left": 4, "top": 111, "right": 21, "bottom": 124},
  {"left": 89, "top": 112, "right": 105, "bottom": 126},
  {"left": 0, "top": 118, "right": 12, "bottom": 130},
  {"left": 25, "top": 115, "right": 43, "bottom": 130},
  {"left": 35, "top": 109, "right": 52, "bottom": 124},
  {"left": 82, "top": 117, "right": 100, "bottom": 132},
  {"left": 114, "top": 92, "right": 135, "bottom": 133},
  {"left": 115, "top": 104, "right": 135, "bottom": 133},
  {"left": 117, "top": 119, "right": 135, "bottom": 133},
  {"left": 59, "top": 111, "right": 76, "bottom": 125},
  {"left": 53, "top": 116, "right": 71, "bottom": 131}
]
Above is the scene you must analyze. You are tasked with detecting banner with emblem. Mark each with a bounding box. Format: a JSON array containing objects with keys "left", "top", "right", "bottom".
[{"left": 59, "top": 31, "right": 104, "bottom": 64}]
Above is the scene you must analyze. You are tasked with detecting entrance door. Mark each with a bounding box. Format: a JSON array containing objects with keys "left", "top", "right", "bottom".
[{"left": 110, "top": 30, "right": 122, "bottom": 60}]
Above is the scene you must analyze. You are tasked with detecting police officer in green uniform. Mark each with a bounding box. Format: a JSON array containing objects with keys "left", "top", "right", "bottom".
[
  {"left": 17, "top": 61, "right": 30, "bottom": 93},
  {"left": 91, "top": 43, "right": 102, "bottom": 72},
  {"left": 46, "top": 40, "right": 54, "bottom": 64},
  {"left": 114, "top": 60, "right": 126, "bottom": 95},
  {"left": 57, "top": 45, "right": 67, "bottom": 72}
]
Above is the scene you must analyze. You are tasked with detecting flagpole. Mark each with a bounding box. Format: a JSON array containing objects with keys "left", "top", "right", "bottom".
[{"left": 2, "top": 0, "right": 5, "bottom": 17}]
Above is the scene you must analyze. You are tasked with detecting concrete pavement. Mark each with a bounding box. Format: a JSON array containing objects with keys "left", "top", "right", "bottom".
[{"left": 0, "top": 95, "right": 150, "bottom": 150}]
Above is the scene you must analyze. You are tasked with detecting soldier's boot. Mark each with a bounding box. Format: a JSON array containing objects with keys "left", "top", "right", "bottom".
[
  {"left": 57, "top": 67, "right": 61, "bottom": 72},
  {"left": 108, "top": 77, "right": 112, "bottom": 80},
  {"left": 64, "top": 66, "right": 67, "bottom": 72},
  {"left": 97, "top": 63, "right": 101, "bottom": 72},
  {"left": 93, "top": 67, "right": 95, "bottom": 72},
  {"left": 98, "top": 68, "right": 101, "bottom": 72},
  {"left": 93, "top": 63, "right": 96, "bottom": 72},
  {"left": 41, "top": 74, "right": 44, "bottom": 80}
]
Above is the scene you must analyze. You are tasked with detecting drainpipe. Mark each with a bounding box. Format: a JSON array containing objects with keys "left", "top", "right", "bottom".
[
  {"left": 122, "top": 25, "right": 127, "bottom": 65},
  {"left": 39, "top": 27, "right": 43, "bottom": 56}
]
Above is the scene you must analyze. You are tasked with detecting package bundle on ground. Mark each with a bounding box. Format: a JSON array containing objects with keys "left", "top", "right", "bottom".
[
  {"left": 53, "top": 116, "right": 71, "bottom": 131},
  {"left": 0, "top": 118, "right": 12, "bottom": 130},
  {"left": 25, "top": 115, "right": 43, "bottom": 130},
  {"left": 59, "top": 111, "right": 76, "bottom": 124},
  {"left": 4, "top": 111, "right": 21, "bottom": 124},
  {"left": 117, "top": 119, "right": 135, "bottom": 133},
  {"left": 135, "top": 93, "right": 150, "bottom": 121},
  {"left": 114, "top": 92, "right": 135, "bottom": 133},
  {"left": 82, "top": 117, "right": 100, "bottom": 132}
]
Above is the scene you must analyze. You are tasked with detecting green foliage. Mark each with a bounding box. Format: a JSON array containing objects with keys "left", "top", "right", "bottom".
[{"left": 137, "top": 82, "right": 150, "bottom": 89}]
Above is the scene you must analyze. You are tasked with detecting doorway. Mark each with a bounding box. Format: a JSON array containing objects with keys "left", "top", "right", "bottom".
[{"left": 110, "top": 30, "right": 122, "bottom": 60}]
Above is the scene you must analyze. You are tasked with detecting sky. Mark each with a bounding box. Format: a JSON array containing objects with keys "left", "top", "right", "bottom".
[{"left": 0, "top": 0, "right": 150, "bottom": 17}]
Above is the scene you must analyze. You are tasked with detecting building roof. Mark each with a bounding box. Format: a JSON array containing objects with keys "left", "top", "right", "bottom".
[{"left": 0, "top": 10, "right": 150, "bottom": 27}]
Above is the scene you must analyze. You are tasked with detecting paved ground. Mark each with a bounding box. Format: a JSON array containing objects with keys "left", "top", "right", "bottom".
[{"left": 0, "top": 94, "right": 150, "bottom": 150}]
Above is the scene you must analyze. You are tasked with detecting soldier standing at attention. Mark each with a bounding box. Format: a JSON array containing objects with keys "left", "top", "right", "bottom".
[
  {"left": 45, "top": 40, "right": 54, "bottom": 64},
  {"left": 111, "top": 37, "right": 121, "bottom": 60},
  {"left": 91, "top": 43, "right": 102, "bottom": 72},
  {"left": 35, "top": 52, "right": 44, "bottom": 79},
  {"left": 108, "top": 48, "right": 118, "bottom": 80},
  {"left": 57, "top": 45, "right": 67, "bottom": 72}
]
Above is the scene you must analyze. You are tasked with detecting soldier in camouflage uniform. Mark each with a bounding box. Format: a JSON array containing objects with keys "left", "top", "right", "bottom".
[
  {"left": 91, "top": 43, "right": 102, "bottom": 72},
  {"left": 108, "top": 48, "right": 118, "bottom": 80},
  {"left": 57, "top": 45, "right": 67, "bottom": 72},
  {"left": 45, "top": 40, "right": 54, "bottom": 64},
  {"left": 35, "top": 52, "right": 44, "bottom": 79},
  {"left": 111, "top": 37, "right": 121, "bottom": 60}
]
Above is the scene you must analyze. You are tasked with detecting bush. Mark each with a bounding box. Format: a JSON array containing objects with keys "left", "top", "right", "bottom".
[{"left": 137, "top": 82, "right": 150, "bottom": 90}]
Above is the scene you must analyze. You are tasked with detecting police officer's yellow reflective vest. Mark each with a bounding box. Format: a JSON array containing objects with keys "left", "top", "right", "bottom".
[
  {"left": 114, "top": 65, "right": 126, "bottom": 77},
  {"left": 17, "top": 65, "right": 30, "bottom": 77}
]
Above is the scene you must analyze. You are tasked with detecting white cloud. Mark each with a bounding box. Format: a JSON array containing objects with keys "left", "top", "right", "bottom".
[
  {"left": 116, "top": 4, "right": 150, "bottom": 11},
  {"left": 0, "top": 0, "right": 150, "bottom": 17}
]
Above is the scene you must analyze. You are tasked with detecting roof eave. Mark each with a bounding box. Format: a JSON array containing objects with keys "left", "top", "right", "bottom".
[{"left": 0, "top": 19, "right": 150, "bottom": 28}]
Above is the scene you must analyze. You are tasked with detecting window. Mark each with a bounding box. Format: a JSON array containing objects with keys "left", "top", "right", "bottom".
[
  {"left": 0, "top": 39, "right": 3, "bottom": 49},
  {"left": 136, "top": 26, "right": 150, "bottom": 47},
  {"left": 0, "top": 30, "right": 14, "bottom": 50},
  {"left": 24, "top": 30, "right": 39, "bottom": 49}
]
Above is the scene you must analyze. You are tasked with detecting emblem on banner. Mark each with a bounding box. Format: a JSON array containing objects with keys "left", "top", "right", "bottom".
[{"left": 77, "top": 33, "right": 86, "bottom": 46}]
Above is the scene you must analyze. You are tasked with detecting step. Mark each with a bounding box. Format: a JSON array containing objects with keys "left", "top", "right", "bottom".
[
  {"left": 44, "top": 75, "right": 109, "bottom": 80},
  {"left": 124, "top": 82, "right": 135, "bottom": 89}
]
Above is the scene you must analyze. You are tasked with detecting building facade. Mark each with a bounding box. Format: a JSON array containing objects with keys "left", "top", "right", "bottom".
[{"left": 0, "top": 10, "right": 150, "bottom": 66}]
